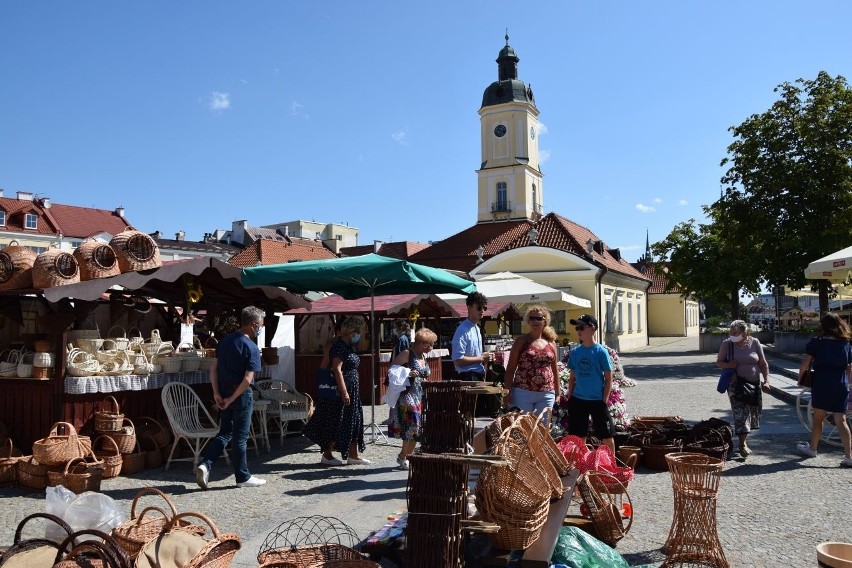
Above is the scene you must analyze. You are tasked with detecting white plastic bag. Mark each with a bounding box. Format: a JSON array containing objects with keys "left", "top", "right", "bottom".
[
  {"left": 44, "top": 485, "right": 125, "bottom": 541},
  {"left": 384, "top": 364, "right": 411, "bottom": 408}
]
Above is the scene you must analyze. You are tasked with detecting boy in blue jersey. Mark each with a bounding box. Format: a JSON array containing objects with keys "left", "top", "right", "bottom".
[{"left": 566, "top": 314, "right": 616, "bottom": 454}]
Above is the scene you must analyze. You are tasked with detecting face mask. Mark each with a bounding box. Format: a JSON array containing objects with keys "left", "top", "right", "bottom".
[
  {"left": 351, "top": 333, "right": 361, "bottom": 344},
  {"left": 729, "top": 334, "right": 744, "bottom": 342}
]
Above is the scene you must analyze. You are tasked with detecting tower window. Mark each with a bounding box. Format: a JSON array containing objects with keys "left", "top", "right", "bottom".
[
  {"left": 496, "top": 182, "right": 508, "bottom": 211},
  {"left": 532, "top": 184, "right": 539, "bottom": 214}
]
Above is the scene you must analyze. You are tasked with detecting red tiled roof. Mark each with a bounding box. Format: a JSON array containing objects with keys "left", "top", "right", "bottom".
[
  {"left": 286, "top": 293, "right": 516, "bottom": 320},
  {"left": 42, "top": 202, "right": 133, "bottom": 238},
  {"left": 340, "top": 241, "right": 431, "bottom": 260},
  {"left": 0, "top": 197, "right": 58, "bottom": 235},
  {"left": 228, "top": 238, "right": 337, "bottom": 267},
  {"left": 632, "top": 261, "right": 683, "bottom": 294},
  {"left": 409, "top": 212, "right": 650, "bottom": 282}
]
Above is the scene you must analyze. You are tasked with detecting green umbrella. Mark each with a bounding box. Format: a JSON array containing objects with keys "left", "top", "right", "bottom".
[{"left": 241, "top": 253, "right": 477, "bottom": 442}]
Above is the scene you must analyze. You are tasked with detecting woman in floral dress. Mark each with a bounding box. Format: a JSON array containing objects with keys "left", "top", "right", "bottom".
[
  {"left": 504, "top": 305, "right": 559, "bottom": 422},
  {"left": 304, "top": 316, "right": 369, "bottom": 465},
  {"left": 389, "top": 328, "right": 437, "bottom": 469}
]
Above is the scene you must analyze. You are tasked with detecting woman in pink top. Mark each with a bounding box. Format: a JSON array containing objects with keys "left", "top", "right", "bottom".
[{"left": 504, "top": 305, "right": 560, "bottom": 420}]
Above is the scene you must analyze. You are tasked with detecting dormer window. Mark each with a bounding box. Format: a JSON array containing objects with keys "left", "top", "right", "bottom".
[
  {"left": 0, "top": 211, "right": 5, "bottom": 226},
  {"left": 25, "top": 213, "right": 38, "bottom": 230}
]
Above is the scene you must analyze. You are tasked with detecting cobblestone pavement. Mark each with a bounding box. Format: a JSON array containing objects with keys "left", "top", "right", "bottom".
[{"left": 2, "top": 337, "right": 848, "bottom": 567}]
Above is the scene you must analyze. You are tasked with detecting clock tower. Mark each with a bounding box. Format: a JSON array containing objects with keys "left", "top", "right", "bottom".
[{"left": 476, "top": 35, "right": 543, "bottom": 223}]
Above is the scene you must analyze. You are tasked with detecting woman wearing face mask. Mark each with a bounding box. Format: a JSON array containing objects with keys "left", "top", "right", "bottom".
[
  {"left": 305, "top": 316, "right": 370, "bottom": 465},
  {"left": 716, "top": 319, "right": 770, "bottom": 457}
]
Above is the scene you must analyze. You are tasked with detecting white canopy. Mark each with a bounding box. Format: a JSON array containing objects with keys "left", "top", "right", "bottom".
[
  {"left": 439, "top": 272, "right": 591, "bottom": 309},
  {"left": 804, "top": 245, "right": 852, "bottom": 283}
]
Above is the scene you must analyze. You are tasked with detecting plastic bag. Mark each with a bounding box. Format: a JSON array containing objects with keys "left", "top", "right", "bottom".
[
  {"left": 44, "top": 485, "right": 125, "bottom": 541},
  {"left": 551, "top": 526, "right": 629, "bottom": 568}
]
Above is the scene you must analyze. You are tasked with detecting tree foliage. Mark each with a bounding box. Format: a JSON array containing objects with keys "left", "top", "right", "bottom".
[{"left": 654, "top": 72, "right": 852, "bottom": 317}]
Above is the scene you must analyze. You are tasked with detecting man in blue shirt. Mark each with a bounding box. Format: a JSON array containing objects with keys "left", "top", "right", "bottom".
[
  {"left": 196, "top": 306, "right": 266, "bottom": 489},
  {"left": 566, "top": 314, "right": 616, "bottom": 454},
  {"left": 451, "top": 292, "right": 492, "bottom": 380}
]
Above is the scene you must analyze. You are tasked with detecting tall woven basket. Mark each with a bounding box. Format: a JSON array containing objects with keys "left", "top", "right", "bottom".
[
  {"left": 110, "top": 230, "right": 161, "bottom": 273},
  {"left": 0, "top": 242, "right": 37, "bottom": 291},
  {"left": 33, "top": 250, "right": 80, "bottom": 288},
  {"left": 73, "top": 240, "right": 121, "bottom": 280}
]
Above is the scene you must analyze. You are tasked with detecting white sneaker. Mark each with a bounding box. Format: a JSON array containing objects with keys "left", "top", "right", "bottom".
[
  {"left": 236, "top": 476, "right": 266, "bottom": 488},
  {"left": 346, "top": 456, "right": 372, "bottom": 465},
  {"left": 796, "top": 442, "right": 817, "bottom": 458},
  {"left": 321, "top": 456, "right": 343, "bottom": 466},
  {"left": 195, "top": 463, "right": 209, "bottom": 490},
  {"left": 396, "top": 456, "right": 409, "bottom": 470}
]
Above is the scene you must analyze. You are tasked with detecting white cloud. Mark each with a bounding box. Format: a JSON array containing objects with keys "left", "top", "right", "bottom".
[
  {"left": 391, "top": 129, "right": 409, "bottom": 145},
  {"left": 539, "top": 149, "right": 551, "bottom": 163},
  {"left": 635, "top": 203, "right": 656, "bottom": 213},
  {"left": 209, "top": 92, "right": 230, "bottom": 111},
  {"left": 653, "top": 197, "right": 662, "bottom": 204},
  {"left": 678, "top": 199, "right": 689, "bottom": 206},
  {"left": 290, "top": 101, "right": 309, "bottom": 119},
  {"left": 240, "top": 78, "right": 248, "bottom": 85},
  {"left": 537, "top": 123, "right": 549, "bottom": 135}
]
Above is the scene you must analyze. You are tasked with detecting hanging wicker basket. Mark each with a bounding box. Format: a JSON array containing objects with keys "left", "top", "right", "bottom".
[
  {"left": 33, "top": 250, "right": 80, "bottom": 288},
  {"left": 73, "top": 239, "right": 121, "bottom": 280},
  {"left": 109, "top": 230, "right": 161, "bottom": 273},
  {"left": 0, "top": 241, "right": 37, "bottom": 291}
]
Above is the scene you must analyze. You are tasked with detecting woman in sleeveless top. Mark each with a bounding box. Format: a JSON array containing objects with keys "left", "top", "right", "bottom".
[
  {"left": 389, "top": 328, "right": 437, "bottom": 470},
  {"left": 504, "top": 305, "right": 559, "bottom": 422}
]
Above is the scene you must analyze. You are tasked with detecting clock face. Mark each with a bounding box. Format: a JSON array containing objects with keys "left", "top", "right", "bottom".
[
  {"left": 494, "top": 124, "right": 507, "bottom": 138},
  {"left": 530, "top": 126, "right": 536, "bottom": 140}
]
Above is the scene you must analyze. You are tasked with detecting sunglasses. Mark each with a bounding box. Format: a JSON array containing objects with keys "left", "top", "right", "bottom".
[
  {"left": 575, "top": 325, "right": 587, "bottom": 331},
  {"left": 528, "top": 316, "right": 545, "bottom": 322}
]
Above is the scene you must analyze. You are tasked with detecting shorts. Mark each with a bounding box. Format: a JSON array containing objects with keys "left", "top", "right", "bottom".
[{"left": 567, "top": 396, "right": 614, "bottom": 439}]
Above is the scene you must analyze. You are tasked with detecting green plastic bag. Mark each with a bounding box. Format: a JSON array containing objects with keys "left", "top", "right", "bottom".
[{"left": 551, "top": 526, "right": 629, "bottom": 568}]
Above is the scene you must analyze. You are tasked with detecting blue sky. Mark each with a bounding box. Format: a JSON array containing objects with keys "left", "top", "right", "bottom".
[{"left": 2, "top": 2, "right": 851, "bottom": 262}]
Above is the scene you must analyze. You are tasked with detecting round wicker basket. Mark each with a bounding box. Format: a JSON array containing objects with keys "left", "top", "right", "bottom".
[
  {"left": 109, "top": 230, "right": 161, "bottom": 273},
  {"left": 0, "top": 242, "right": 37, "bottom": 291},
  {"left": 32, "top": 250, "right": 80, "bottom": 288},
  {"left": 73, "top": 240, "right": 120, "bottom": 280}
]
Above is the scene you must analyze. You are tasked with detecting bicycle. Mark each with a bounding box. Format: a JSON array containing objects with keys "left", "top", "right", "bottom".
[{"left": 795, "top": 387, "right": 852, "bottom": 447}]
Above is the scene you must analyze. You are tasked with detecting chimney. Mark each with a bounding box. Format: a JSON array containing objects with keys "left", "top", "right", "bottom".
[
  {"left": 373, "top": 240, "right": 383, "bottom": 253},
  {"left": 230, "top": 220, "right": 248, "bottom": 247},
  {"left": 42, "top": 197, "right": 51, "bottom": 208},
  {"left": 175, "top": 230, "right": 186, "bottom": 241},
  {"left": 0, "top": 188, "right": 4, "bottom": 197},
  {"left": 283, "top": 225, "right": 289, "bottom": 237},
  {"left": 115, "top": 205, "right": 125, "bottom": 217},
  {"left": 17, "top": 191, "right": 33, "bottom": 201},
  {"left": 151, "top": 230, "right": 162, "bottom": 239}
]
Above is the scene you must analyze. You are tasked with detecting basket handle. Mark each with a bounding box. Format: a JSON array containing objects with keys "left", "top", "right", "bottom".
[
  {"left": 133, "top": 506, "right": 172, "bottom": 526},
  {"left": 129, "top": 487, "right": 179, "bottom": 519},
  {"left": 167, "top": 511, "right": 220, "bottom": 538},
  {"left": 150, "top": 329, "right": 162, "bottom": 343},
  {"left": 101, "top": 395, "right": 120, "bottom": 414},
  {"left": 1, "top": 437, "right": 11, "bottom": 458},
  {"left": 48, "top": 421, "right": 79, "bottom": 439},
  {"left": 14, "top": 513, "right": 73, "bottom": 545},
  {"left": 94, "top": 435, "right": 121, "bottom": 456},
  {"left": 54, "top": 529, "right": 130, "bottom": 568},
  {"left": 107, "top": 325, "right": 126, "bottom": 338},
  {"left": 137, "top": 416, "right": 166, "bottom": 435},
  {"left": 63, "top": 457, "right": 87, "bottom": 475},
  {"left": 139, "top": 433, "right": 158, "bottom": 451}
]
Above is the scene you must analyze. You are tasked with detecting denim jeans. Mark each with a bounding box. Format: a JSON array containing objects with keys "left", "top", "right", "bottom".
[
  {"left": 511, "top": 387, "right": 556, "bottom": 415},
  {"left": 200, "top": 392, "right": 252, "bottom": 484}
]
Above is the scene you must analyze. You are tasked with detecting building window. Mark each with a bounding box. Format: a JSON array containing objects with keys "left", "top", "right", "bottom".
[
  {"left": 0, "top": 211, "right": 5, "bottom": 226},
  {"left": 617, "top": 302, "right": 624, "bottom": 333},
  {"left": 628, "top": 301, "right": 633, "bottom": 332},
  {"left": 532, "top": 184, "right": 538, "bottom": 213},
  {"left": 25, "top": 213, "right": 37, "bottom": 230},
  {"left": 496, "top": 182, "right": 508, "bottom": 211},
  {"left": 554, "top": 310, "right": 566, "bottom": 333},
  {"left": 637, "top": 304, "right": 643, "bottom": 331},
  {"left": 29, "top": 246, "right": 47, "bottom": 254},
  {"left": 605, "top": 299, "right": 613, "bottom": 333},
  {"left": 71, "top": 241, "right": 82, "bottom": 249}
]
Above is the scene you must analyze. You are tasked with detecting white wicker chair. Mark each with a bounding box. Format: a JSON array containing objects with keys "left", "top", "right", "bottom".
[
  {"left": 161, "top": 382, "right": 230, "bottom": 469},
  {"left": 255, "top": 379, "right": 314, "bottom": 444}
]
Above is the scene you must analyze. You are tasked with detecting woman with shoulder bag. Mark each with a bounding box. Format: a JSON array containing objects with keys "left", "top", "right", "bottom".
[
  {"left": 716, "top": 320, "right": 770, "bottom": 458},
  {"left": 795, "top": 312, "right": 852, "bottom": 466}
]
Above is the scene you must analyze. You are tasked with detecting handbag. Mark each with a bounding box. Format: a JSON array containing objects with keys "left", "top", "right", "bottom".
[
  {"left": 717, "top": 341, "right": 735, "bottom": 393},
  {"left": 798, "top": 366, "right": 814, "bottom": 388},
  {"left": 733, "top": 378, "right": 759, "bottom": 405},
  {"left": 315, "top": 367, "right": 340, "bottom": 400}
]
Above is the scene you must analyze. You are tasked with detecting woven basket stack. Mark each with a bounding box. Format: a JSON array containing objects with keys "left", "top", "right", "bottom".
[
  {"left": 33, "top": 339, "right": 55, "bottom": 379},
  {"left": 29, "top": 421, "right": 100, "bottom": 494}
]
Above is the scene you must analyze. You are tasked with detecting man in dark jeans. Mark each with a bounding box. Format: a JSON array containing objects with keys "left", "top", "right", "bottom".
[
  {"left": 451, "top": 292, "right": 492, "bottom": 415},
  {"left": 195, "top": 306, "right": 266, "bottom": 489}
]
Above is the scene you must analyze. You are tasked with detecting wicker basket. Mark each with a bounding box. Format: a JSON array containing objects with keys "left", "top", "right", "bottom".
[
  {"left": 135, "top": 416, "right": 171, "bottom": 448},
  {"left": 112, "top": 488, "right": 207, "bottom": 559},
  {"left": 107, "top": 325, "right": 130, "bottom": 350},
  {"left": 105, "top": 418, "right": 137, "bottom": 454},
  {"left": 33, "top": 421, "right": 88, "bottom": 466},
  {"left": 159, "top": 355, "right": 183, "bottom": 374},
  {"left": 95, "top": 395, "right": 125, "bottom": 432},
  {"left": 0, "top": 437, "right": 20, "bottom": 485},
  {"left": 93, "top": 435, "right": 123, "bottom": 479},
  {"left": 176, "top": 342, "right": 201, "bottom": 372},
  {"left": 16, "top": 352, "right": 35, "bottom": 378},
  {"left": 0, "top": 242, "right": 37, "bottom": 291},
  {"left": 2, "top": 513, "right": 74, "bottom": 568},
  {"left": 140, "top": 434, "right": 163, "bottom": 470},
  {"left": 642, "top": 439, "right": 683, "bottom": 471},
  {"left": 73, "top": 240, "right": 121, "bottom": 281},
  {"left": 136, "top": 511, "right": 240, "bottom": 568},
  {"left": 33, "top": 249, "right": 80, "bottom": 288},
  {"left": 0, "top": 348, "right": 21, "bottom": 377},
  {"left": 308, "top": 561, "right": 381, "bottom": 568},
  {"left": 258, "top": 544, "right": 365, "bottom": 567},
  {"left": 66, "top": 347, "right": 101, "bottom": 376},
  {"left": 120, "top": 439, "right": 146, "bottom": 475},
  {"left": 110, "top": 230, "right": 161, "bottom": 273},
  {"left": 48, "top": 457, "right": 105, "bottom": 494},
  {"left": 16, "top": 456, "right": 49, "bottom": 490},
  {"left": 577, "top": 471, "right": 633, "bottom": 547},
  {"left": 34, "top": 339, "right": 53, "bottom": 353},
  {"left": 53, "top": 531, "right": 131, "bottom": 568}
]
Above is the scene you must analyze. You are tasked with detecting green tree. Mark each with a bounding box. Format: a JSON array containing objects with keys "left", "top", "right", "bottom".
[{"left": 720, "top": 71, "right": 852, "bottom": 312}]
